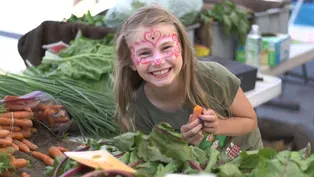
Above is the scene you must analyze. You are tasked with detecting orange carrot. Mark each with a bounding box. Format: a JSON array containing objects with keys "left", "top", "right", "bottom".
[
  {"left": 21, "top": 129, "right": 32, "bottom": 138},
  {"left": 0, "top": 112, "right": 34, "bottom": 119},
  {"left": 9, "top": 132, "right": 24, "bottom": 140},
  {"left": 38, "top": 104, "right": 64, "bottom": 110},
  {"left": 47, "top": 117, "right": 55, "bottom": 128},
  {"left": 13, "top": 140, "right": 30, "bottom": 153},
  {"left": 48, "top": 146, "right": 65, "bottom": 158},
  {"left": 6, "top": 104, "right": 32, "bottom": 112},
  {"left": 11, "top": 158, "right": 28, "bottom": 169},
  {"left": 0, "top": 126, "right": 21, "bottom": 132},
  {"left": 31, "top": 151, "right": 54, "bottom": 166},
  {"left": 0, "top": 118, "right": 33, "bottom": 127},
  {"left": 20, "top": 172, "right": 31, "bottom": 177},
  {"left": 190, "top": 105, "right": 203, "bottom": 123},
  {"left": 0, "top": 138, "right": 12, "bottom": 146},
  {"left": 56, "top": 146, "right": 69, "bottom": 152},
  {"left": 21, "top": 139, "right": 38, "bottom": 151},
  {"left": 54, "top": 116, "right": 69, "bottom": 124},
  {"left": 30, "top": 128, "right": 37, "bottom": 134},
  {"left": 43, "top": 109, "right": 57, "bottom": 118},
  {"left": 11, "top": 143, "right": 19, "bottom": 151},
  {"left": 0, "top": 129, "right": 10, "bottom": 138},
  {"left": 0, "top": 147, "right": 15, "bottom": 154}
]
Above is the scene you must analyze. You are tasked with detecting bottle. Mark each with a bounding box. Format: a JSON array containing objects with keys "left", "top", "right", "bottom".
[{"left": 245, "top": 24, "right": 262, "bottom": 68}]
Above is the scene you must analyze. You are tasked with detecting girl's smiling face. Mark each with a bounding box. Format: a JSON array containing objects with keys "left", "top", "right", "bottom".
[{"left": 127, "top": 24, "right": 183, "bottom": 88}]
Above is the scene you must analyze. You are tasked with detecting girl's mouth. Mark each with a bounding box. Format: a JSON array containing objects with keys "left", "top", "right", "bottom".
[{"left": 151, "top": 68, "right": 171, "bottom": 77}]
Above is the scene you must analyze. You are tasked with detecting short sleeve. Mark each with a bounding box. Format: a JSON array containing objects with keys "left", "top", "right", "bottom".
[{"left": 197, "top": 61, "right": 241, "bottom": 109}]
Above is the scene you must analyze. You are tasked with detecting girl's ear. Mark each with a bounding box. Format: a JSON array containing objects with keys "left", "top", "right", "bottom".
[{"left": 129, "top": 64, "right": 137, "bottom": 71}]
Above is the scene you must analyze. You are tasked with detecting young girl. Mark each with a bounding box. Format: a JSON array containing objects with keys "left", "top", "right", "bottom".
[{"left": 114, "top": 5, "right": 263, "bottom": 156}]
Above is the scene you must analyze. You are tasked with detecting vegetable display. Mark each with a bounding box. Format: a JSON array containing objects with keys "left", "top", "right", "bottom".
[{"left": 45, "top": 123, "right": 314, "bottom": 177}]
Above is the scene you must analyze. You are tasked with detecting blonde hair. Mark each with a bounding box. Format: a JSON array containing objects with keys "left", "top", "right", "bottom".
[{"left": 114, "top": 5, "right": 227, "bottom": 132}]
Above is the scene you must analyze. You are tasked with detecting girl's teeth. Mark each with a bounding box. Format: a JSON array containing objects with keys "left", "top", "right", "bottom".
[{"left": 153, "top": 69, "right": 169, "bottom": 75}]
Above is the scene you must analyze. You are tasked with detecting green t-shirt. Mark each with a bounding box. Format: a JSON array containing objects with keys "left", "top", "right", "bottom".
[{"left": 128, "top": 61, "right": 263, "bottom": 158}]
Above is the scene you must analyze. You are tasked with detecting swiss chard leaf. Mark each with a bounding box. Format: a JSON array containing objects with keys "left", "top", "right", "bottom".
[
  {"left": 104, "top": 132, "right": 137, "bottom": 152},
  {"left": 135, "top": 132, "right": 171, "bottom": 163},
  {"left": 149, "top": 122, "right": 192, "bottom": 161},
  {"left": 218, "top": 163, "right": 243, "bottom": 177}
]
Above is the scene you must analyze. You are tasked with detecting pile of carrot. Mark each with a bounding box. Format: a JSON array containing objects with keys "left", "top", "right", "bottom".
[
  {"left": 0, "top": 97, "right": 70, "bottom": 177},
  {"left": 33, "top": 103, "right": 70, "bottom": 128}
]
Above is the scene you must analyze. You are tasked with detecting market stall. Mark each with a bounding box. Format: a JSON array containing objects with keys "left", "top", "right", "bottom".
[{"left": 0, "top": 0, "right": 313, "bottom": 177}]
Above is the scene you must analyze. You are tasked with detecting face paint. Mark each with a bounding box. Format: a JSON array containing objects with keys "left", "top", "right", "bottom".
[{"left": 130, "top": 28, "right": 181, "bottom": 66}]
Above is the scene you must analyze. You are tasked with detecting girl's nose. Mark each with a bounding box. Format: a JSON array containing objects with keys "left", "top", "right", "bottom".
[{"left": 154, "top": 58, "right": 163, "bottom": 65}]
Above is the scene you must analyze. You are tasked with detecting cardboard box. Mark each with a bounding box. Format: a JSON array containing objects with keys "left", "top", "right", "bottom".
[
  {"left": 261, "top": 34, "right": 290, "bottom": 67},
  {"left": 236, "top": 33, "right": 291, "bottom": 68}
]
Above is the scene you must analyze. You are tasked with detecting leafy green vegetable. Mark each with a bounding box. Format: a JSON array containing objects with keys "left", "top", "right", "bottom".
[
  {"left": 0, "top": 33, "right": 120, "bottom": 138},
  {"left": 150, "top": 122, "right": 193, "bottom": 161},
  {"left": 48, "top": 123, "right": 314, "bottom": 177},
  {"left": 200, "top": 0, "right": 251, "bottom": 45},
  {"left": 67, "top": 10, "right": 106, "bottom": 27},
  {"left": 24, "top": 32, "right": 115, "bottom": 93},
  {"left": 0, "top": 153, "right": 14, "bottom": 174}
]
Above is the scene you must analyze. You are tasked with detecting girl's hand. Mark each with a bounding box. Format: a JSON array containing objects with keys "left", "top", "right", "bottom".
[
  {"left": 199, "top": 109, "right": 219, "bottom": 134},
  {"left": 180, "top": 116, "right": 204, "bottom": 146}
]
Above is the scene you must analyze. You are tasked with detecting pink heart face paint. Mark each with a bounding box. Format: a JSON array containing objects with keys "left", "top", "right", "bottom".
[{"left": 129, "top": 28, "right": 181, "bottom": 66}]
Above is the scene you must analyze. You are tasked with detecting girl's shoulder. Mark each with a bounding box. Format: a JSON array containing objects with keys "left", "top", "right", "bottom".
[{"left": 196, "top": 60, "right": 240, "bottom": 88}]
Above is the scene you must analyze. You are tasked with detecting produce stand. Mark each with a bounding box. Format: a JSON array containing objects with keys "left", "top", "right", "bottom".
[{"left": 1, "top": 1, "right": 314, "bottom": 177}]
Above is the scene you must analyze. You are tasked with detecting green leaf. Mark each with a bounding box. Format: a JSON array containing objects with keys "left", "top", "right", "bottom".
[
  {"left": 192, "top": 146, "right": 207, "bottom": 165},
  {"left": 0, "top": 153, "right": 14, "bottom": 174},
  {"left": 119, "top": 151, "right": 131, "bottom": 164},
  {"left": 129, "top": 150, "right": 139, "bottom": 164},
  {"left": 218, "top": 163, "right": 243, "bottom": 177},
  {"left": 136, "top": 162, "right": 159, "bottom": 176},
  {"left": 135, "top": 133, "right": 171, "bottom": 163},
  {"left": 104, "top": 132, "right": 137, "bottom": 152},
  {"left": 153, "top": 160, "right": 183, "bottom": 177},
  {"left": 182, "top": 161, "right": 200, "bottom": 174},
  {"left": 149, "top": 122, "right": 192, "bottom": 161},
  {"left": 239, "top": 148, "right": 277, "bottom": 170},
  {"left": 204, "top": 147, "right": 220, "bottom": 173}
]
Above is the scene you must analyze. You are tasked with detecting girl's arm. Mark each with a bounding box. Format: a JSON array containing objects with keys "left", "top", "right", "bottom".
[{"left": 215, "top": 87, "right": 258, "bottom": 136}]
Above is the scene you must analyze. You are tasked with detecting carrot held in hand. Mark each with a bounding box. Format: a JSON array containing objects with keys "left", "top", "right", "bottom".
[
  {"left": 31, "top": 151, "right": 54, "bottom": 166},
  {"left": 48, "top": 146, "right": 65, "bottom": 158},
  {"left": 0, "top": 112, "right": 34, "bottom": 119},
  {"left": 190, "top": 105, "right": 203, "bottom": 123},
  {"left": 0, "top": 129, "right": 10, "bottom": 138},
  {"left": 21, "top": 139, "right": 38, "bottom": 151}
]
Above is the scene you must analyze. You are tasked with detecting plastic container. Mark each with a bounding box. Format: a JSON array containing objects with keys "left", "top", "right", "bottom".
[
  {"left": 210, "top": 22, "right": 237, "bottom": 59},
  {"left": 186, "top": 23, "right": 200, "bottom": 44},
  {"left": 254, "top": 5, "right": 291, "bottom": 33},
  {"left": 245, "top": 24, "right": 262, "bottom": 68}
]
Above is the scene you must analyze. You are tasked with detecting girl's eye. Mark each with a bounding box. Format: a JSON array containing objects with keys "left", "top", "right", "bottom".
[
  {"left": 162, "top": 46, "right": 172, "bottom": 50},
  {"left": 140, "top": 51, "right": 151, "bottom": 56}
]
